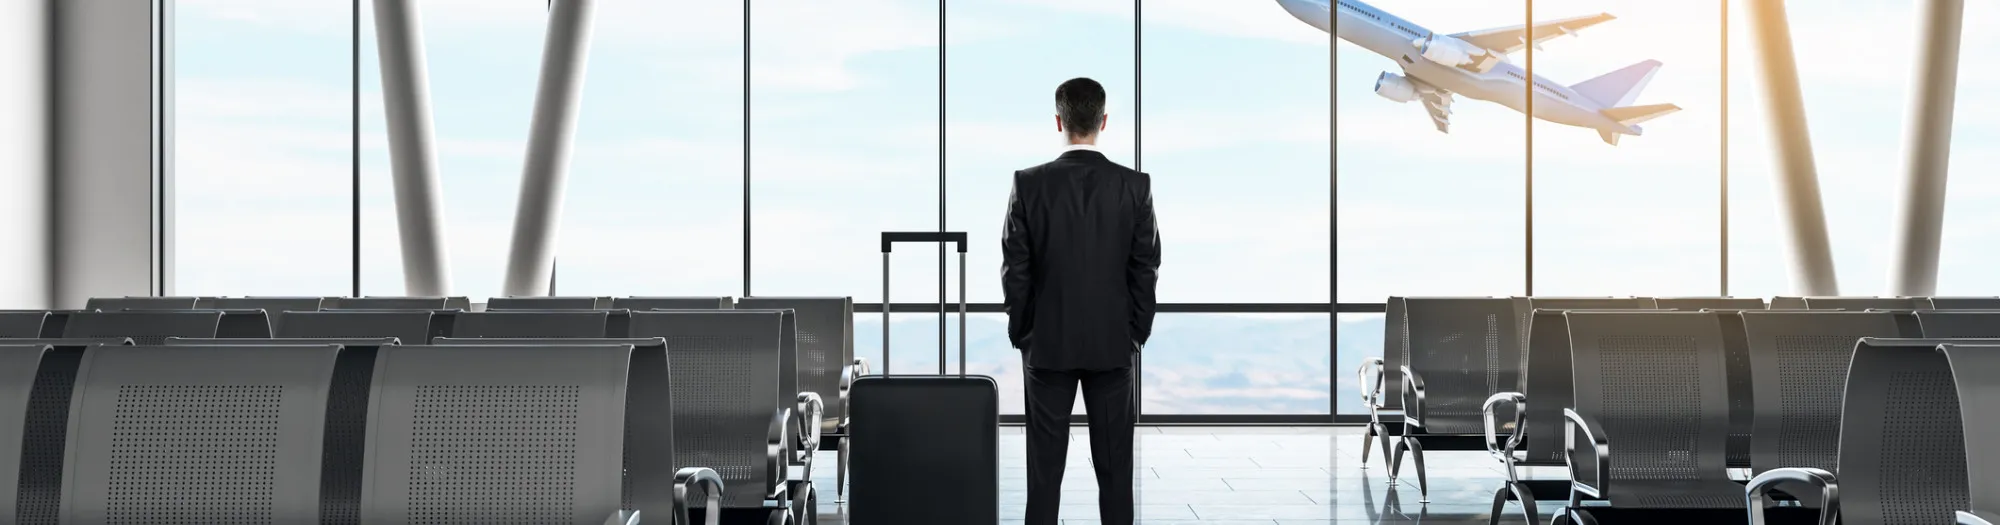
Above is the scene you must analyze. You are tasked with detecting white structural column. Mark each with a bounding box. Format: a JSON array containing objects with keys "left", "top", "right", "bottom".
[
  {"left": 53, "top": 0, "right": 172, "bottom": 308},
  {"left": 371, "top": 0, "right": 454, "bottom": 296},
  {"left": 0, "top": 0, "right": 51, "bottom": 308},
  {"left": 1743, "top": 0, "right": 1840, "bottom": 296},
  {"left": 501, "top": 0, "right": 597, "bottom": 297},
  {"left": 1889, "top": 0, "right": 1965, "bottom": 297}
]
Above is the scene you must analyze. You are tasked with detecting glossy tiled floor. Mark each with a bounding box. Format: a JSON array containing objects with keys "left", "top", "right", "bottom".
[{"left": 805, "top": 425, "right": 1569, "bottom": 524}]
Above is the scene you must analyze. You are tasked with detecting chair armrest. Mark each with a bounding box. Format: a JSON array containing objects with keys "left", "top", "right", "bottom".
[
  {"left": 839, "top": 358, "right": 867, "bottom": 427},
  {"left": 1357, "top": 357, "right": 1384, "bottom": 406},
  {"left": 1483, "top": 392, "right": 1527, "bottom": 472},
  {"left": 1562, "top": 408, "right": 1611, "bottom": 505},
  {"left": 605, "top": 509, "right": 641, "bottom": 525},
  {"left": 767, "top": 408, "right": 792, "bottom": 499},
  {"left": 794, "top": 392, "right": 825, "bottom": 474},
  {"left": 1401, "top": 367, "right": 1426, "bottom": 426},
  {"left": 1745, "top": 467, "right": 1838, "bottom": 525},
  {"left": 1960, "top": 510, "right": 2000, "bottom": 525},
  {"left": 674, "top": 467, "right": 724, "bottom": 525}
]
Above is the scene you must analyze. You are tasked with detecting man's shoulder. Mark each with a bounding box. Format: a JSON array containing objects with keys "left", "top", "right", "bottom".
[{"left": 1017, "top": 155, "right": 1147, "bottom": 180}]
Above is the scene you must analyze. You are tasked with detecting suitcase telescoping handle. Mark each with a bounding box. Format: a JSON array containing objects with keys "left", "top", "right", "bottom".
[{"left": 880, "top": 232, "right": 969, "bottom": 377}]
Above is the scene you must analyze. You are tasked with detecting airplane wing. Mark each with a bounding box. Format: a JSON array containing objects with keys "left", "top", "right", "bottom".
[
  {"left": 1449, "top": 13, "right": 1616, "bottom": 55},
  {"left": 1418, "top": 86, "right": 1454, "bottom": 134}
]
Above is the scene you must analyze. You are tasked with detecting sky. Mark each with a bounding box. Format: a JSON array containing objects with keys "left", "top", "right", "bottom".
[{"left": 171, "top": 0, "right": 1996, "bottom": 415}]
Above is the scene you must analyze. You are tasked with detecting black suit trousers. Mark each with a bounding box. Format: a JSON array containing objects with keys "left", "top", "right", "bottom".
[{"left": 1023, "top": 362, "right": 1135, "bottom": 525}]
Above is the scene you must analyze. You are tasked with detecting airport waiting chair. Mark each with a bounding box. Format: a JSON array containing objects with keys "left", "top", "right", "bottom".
[
  {"left": 110, "top": 308, "right": 272, "bottom": 338},
  {"left": 1927, "top": 297, "right": 2000, "bottom": 310},
  {"left": 83, "top": 296, "right": 198, "bottom": 311},
  {"left": 277, "top": 310, "right": 447, "bottom": 344},
  {"left": 1509, "top": 298, "right": 1658, "bottom": 367},
  {"left": 1801, "top": 296, "right": 1924, "bottom": 310},
  {"left": 614, "top": 296, "right": 734, "bottom": 310},
  {"left": 1771, "top": 297, "right": 1809, "bottom": 309},
  {"left": 1358, "top": 297, "right": 1404, "bottom": 470},
  {"left": 1746, "top": 339, "right": 2000, "bottom": 525},
  {"left": 1655, "top": 297, "right": 1767, "bottom": 310},
  {"left": 199, "top": 296, "right": 327, "bottom": 314},
  {"left": 628, "top": 310, "right": 815, "bottom": 524},
  {"left": 1916, "top": 310, "right": 2000, "bottom": 338},
  {"left": 60, "top": 311, "right": 222, "bottom": 345},
  {"left": 739, "top": 296, "right": 864, "bottom": 499},
  {"left": 485, "top": 296, "right": 612, "bottom": 310},
  {"left": 1740, "top": 312, "right": 1902, "bottom": 484},
  {"left": 1389, "top": 297, "right": 1523, "bottom": 502},
  {"left": 450, "top": 310, "right": 611, "bottom": 338},
  {"left": 357, "top": 343, "right": 709, "bottom": 525},
  {"left": 0, "top": 311, "right": 48, "bottom": 338},
  {"left": 429, "top": 337, "right": 735, "bottom": 522},
  {"left": 0, "top": 344, "right": 50, "bottom": 521},
  {"left": 1556, "top": 311, "right": 1740, "bottom": 524},
  {"left": 326, "top": 296, "right": 454, "bottom": 310},
  {"left": 5, "top": 338, "right": 130, "bottom": 524},
  {"left": 54, "top": 344, "right": 342, "bottom": 523}
]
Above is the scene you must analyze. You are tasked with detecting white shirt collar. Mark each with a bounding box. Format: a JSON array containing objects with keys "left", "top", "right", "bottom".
[{"left": 1064, "top": 143, "right": 1099, "bottom": 153}]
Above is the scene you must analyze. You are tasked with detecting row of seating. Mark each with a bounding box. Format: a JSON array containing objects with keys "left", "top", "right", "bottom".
[
  {"left": 1359, "top": 296, "right": 2000, "bottom": 524},
  {"left": 0, "top": 296, "right": 862, "bottom": 524}
]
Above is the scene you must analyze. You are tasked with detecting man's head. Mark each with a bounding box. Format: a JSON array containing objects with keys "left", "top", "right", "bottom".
[{"left": 1055, "top": 77, "right": 1108, "bottom": 143}]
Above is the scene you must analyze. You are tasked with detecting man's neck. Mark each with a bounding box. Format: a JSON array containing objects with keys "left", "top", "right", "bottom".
[{"left": 1065, "top": 139, "right": 1099, "bottom": 152}]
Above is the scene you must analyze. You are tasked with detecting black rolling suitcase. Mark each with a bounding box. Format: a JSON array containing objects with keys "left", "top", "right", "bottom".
[{"left": 849, "top": 232, "right": 1000, "bottom": 524}]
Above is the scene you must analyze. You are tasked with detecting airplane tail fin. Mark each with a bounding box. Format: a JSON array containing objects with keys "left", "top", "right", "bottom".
[{"left": 1571, "top": 59, "right": 1663, "bottom": 108}]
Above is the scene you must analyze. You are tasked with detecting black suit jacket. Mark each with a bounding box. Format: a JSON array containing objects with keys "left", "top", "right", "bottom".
[{"left": 1002, "top": 149, "right": 1161, "bottom": 371}]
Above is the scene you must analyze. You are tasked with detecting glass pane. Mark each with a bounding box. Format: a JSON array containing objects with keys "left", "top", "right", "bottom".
[
  {"left": 945, "top": 0, "right": 1135, "bottom": 304},
  {"left": 1336, "top": 312, "right": 1385, "bottom": 415},
  {"left": 1140, "top": 2, "right": 1331, "bottom": 303},
  {"left": 1144, "top": 313, "right": 1331, "bottom": 415},
  {"left": 1727, "top": 1, "right": 1919, "bottom": 297},
  {"left": 1531, "top": 0, "right": 1721, "bottom": 295},
  {"left": 750, "top": 0, "right": 940, "bottom": 301},
  {"left": 175, "top": 2, "right": 353, "bottom": 295},
  {"left": 1335, "top": 0, "right": 1528, "bottom": 303}
]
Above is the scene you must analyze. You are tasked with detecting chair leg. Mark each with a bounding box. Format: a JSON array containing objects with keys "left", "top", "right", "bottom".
[
  {"left": 1508, "top": 479, "right": 1539, "bottom": 525},
  {"left": 1571, "top": 508, "right": 1600, "bottom": 525},
  {"left": 1405, "top": 437, "right": 1429, "bottom": 504},
  {"left": 1376, "top": 422, "right": 1394, "bottom": 473},
  {"left": 1360, "top": 423, "right": 1376, "bottom": 468},
  {"left": 1388, "top": 439, "right": 1406, "bottom": 484},
  {"left": 835, "top": 436, "right": 849, "bottom": 503},
  {"left": 1488, "top": 486, "right": 1509, "bottom": 525}
]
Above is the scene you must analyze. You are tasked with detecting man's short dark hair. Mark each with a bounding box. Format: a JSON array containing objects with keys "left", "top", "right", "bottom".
[{"left": 1055, "top": 77, "right": 1106, "bottom": 139}]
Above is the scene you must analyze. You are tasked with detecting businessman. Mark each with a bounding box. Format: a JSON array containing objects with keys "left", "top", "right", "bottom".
[{"left": 1003, "top": 77, "right": 1162, "bottom": 525}]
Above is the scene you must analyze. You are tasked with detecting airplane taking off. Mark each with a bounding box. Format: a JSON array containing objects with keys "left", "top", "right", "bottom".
[{"left": 1277, "top": 0, "right": 1681, "bottom": 145}]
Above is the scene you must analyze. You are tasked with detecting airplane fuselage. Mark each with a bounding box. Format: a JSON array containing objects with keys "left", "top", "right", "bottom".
[{"left": 1283, "top": 0, "right": 1637, "bottom": 135}]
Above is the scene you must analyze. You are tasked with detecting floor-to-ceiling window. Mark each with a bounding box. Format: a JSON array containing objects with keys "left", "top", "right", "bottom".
[{"left": 174, "top": 1, "right": 355, "bottom": 296}]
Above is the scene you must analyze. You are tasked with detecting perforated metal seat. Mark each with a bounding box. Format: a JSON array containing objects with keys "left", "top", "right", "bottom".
[
  {"left": 1748, "top": 338, "right": 2000, "bottom": 524},
  {"left": 56, "top": 344, "right": 342, "bottom": 524},
  {"left": 1740, "top": 311, "right": 1902, "bottom": 476},
  {"left": 60, "top": 311, "right": 222, "bottom": 345},
  {"left": 278, "top": 310, "right": 443, "bottom": 344},
  {"left": 111, "top": 309, "right": 274, "bottom": 338},
  {"left": 0, "top": 344, "right": 50, "bottom": 521},
  {"left": 0, "top": 311, "right": 49, "bottom": 338},
  {"left": 1771, "top": 297, "right": 1809, "bottom": 309},
  {"left": 1916, "top": 310, "right": 2000, "bottom": 338},
  {"left": 450, "top": 310, "right": 611, "bottom": 338},
  {"left": 627, "top": 310, "right": 803, "bottom": 518},
  {"left": 1802, "top": 296, "right": 1923, "bottom": 310},
  {"left": 1358, "top": 297, "right": 1406, "bottom": 472},
  {"left": 357, "top": 343, "right": 695, "bottom": 525},
  {"left": 83, "top": 296, "right": 198, "bottom": 311},
  {"left": 613, "top": 297, "right": 734, "bottom": 310},
  {"left": 485, "top": 296, "right": 612, "bottom": 310},
  {"left": 1389, "top": 298, "right": 1523, "bottom": 501},
  {"left": 199, "top": 296, "right": 326, "bottom": 314},
  {"left": 1655, "top": 297, "right": 1767, "bottom": 310},
  {"left": 5, "top": 339, "right": 127, "bottom": 525},
  {"left": 1926, "top": 297, "right": 2000, "bottom": 310},
  {"left": 326, "top": 296, "right": 451, "bottom": 310},
  {"left": 1558, "top": 311, "right": 1736, "bottom": 521}
]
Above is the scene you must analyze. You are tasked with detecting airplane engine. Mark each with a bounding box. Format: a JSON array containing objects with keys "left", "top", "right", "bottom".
[
  {"left": 1412, "top": 34, "right": 1483, "bottom": 67},
  {"left": 1374, "top": 72, "right": 1418, "bottom": 103}
]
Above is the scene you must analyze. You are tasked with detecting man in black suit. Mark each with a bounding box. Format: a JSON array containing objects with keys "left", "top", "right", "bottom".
[{"left": 1002, "top": 77, "right": 1161, "bottom": 525}]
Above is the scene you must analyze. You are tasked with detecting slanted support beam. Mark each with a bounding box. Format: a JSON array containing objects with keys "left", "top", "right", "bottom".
[
  {"left": 1743, "top": 0, "right": 1840, "bottom": 296},
  {"left": 371, "top": 0, "right": 454, "bottom": 296},
  {"left": 501, "top": 0, "right": 596, "bottom": 298},
  {"left": 1889, "top": 0, "right": 1965, "bottom": 296}
]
